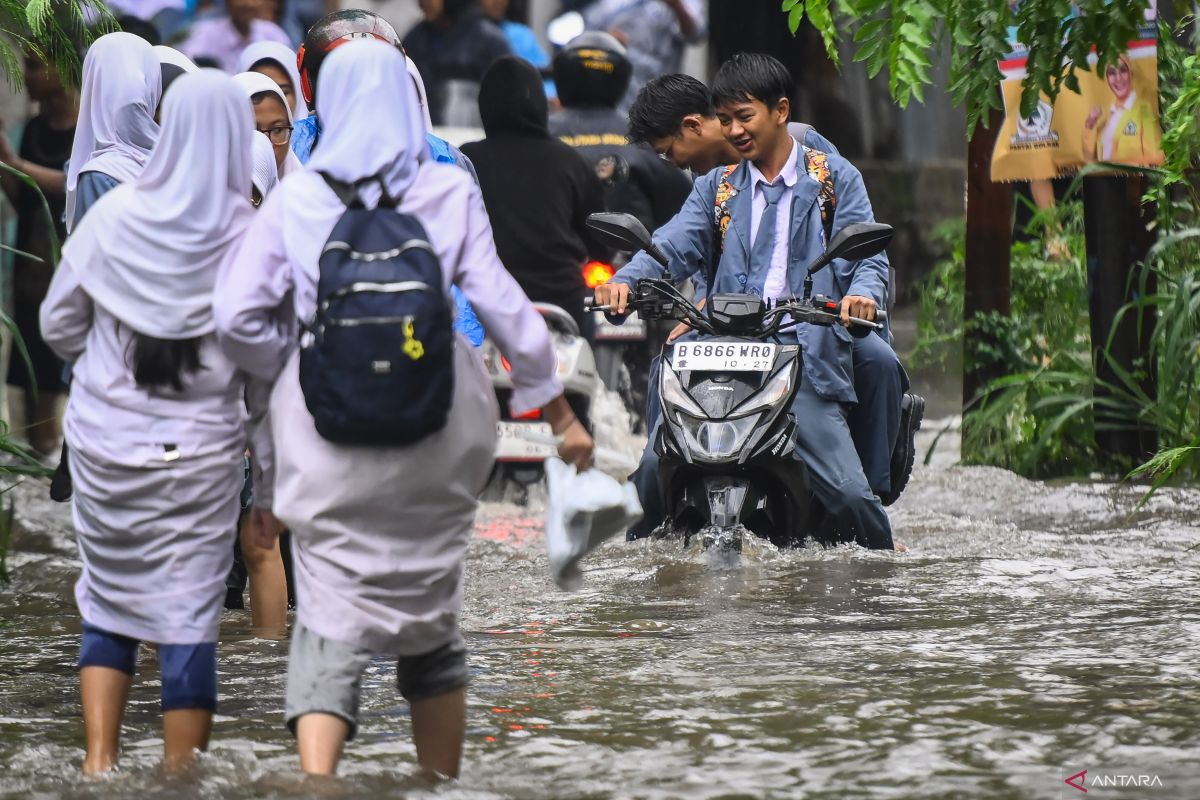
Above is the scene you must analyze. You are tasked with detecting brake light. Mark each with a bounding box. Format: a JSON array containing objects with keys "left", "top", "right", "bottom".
[
  {"left": 500, "top": 356, "right": 513, "bottom": 372},
  {"left": 513, "top": 408, "right": 542, "bottom": 420},
  {"left": 582, "top": 261, "right": 615, "bottom": 289}
]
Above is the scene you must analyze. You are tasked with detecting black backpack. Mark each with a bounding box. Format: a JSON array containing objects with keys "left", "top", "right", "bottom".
[{"left": 299, "top": 173, "right": 454, "bottom": 445}]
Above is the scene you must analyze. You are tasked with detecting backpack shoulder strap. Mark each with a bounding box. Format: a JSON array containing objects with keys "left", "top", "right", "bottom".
[
  {"left": 318, "top": 172, "right": 398, "bottom": 210},
  {"left": 800, "top": 145, "right": 837, "bottom": 248},
  {"left": 708, "top": 164, "right": 739, "bottom": 290}
]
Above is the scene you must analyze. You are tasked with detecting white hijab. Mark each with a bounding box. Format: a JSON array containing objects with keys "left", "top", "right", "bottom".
[
  {"left": 237, "top": 40, "right": 309, "bottom": 121},
  {"left": 64, "top": 71, "right": 255, "bottom": 340},
  {"left": 153, "top": 45, "right": 198, "bottom": 75},
  {"left": 233, "top": 71, "right": 304, "bottom": 179},
  {"left": 406, "top": 58, "right": 434, "bottom": 131},
  {"left": 309, "top": 41, "right": 426, "bottom": 208},
  {"left": 65, "top": 32, "right": 162, "bottom": 232},
  {"left": 250, "top": 133, "right": 280, "bottom": 200}
]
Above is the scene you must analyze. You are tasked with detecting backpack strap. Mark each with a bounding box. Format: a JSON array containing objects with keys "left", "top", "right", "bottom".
[
  {"left": 800, "top": 145, "right": 837, "bottom": 248},
  {"left": 710, "top": 163, "right": 739, "bottom": 280},
  {"left": 318, "top": 172, "right": 397, "bottom": 209}
]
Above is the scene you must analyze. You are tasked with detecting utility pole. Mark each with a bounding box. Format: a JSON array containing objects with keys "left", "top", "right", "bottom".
[{"left": 962, "top": 108, "right": 1014, "bottom": 417}]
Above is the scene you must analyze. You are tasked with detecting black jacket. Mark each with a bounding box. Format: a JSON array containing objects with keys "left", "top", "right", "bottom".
[
  {"left": 462, "top": 57, "right": 608, "bottom": 314},
  {"left": 549, "top": 106, "right": 691, "bottom": 233}
]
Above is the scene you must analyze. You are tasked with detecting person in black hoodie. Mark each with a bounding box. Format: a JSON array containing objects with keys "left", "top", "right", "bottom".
[{"left": 462, "top": 56, "right": 609, "bottom": 331}]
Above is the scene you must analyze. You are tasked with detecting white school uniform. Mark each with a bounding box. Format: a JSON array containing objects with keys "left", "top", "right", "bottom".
[
  {"left": 41, "top": 71, "right": 262, "bottom": 645},
  {"left": 214, "top": 42, "right": 563, "bottom": 656}
]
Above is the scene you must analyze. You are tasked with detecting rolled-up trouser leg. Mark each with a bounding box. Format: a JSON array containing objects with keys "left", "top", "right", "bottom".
[
  {"left": 285, "top": 622, "right": 373, "bottom": 740},
  {"left": 395, "top": 631, "right": 468, "bottom": 702},
  {"left": 848, "top": 333, "right": 907, "bottom": 496},
  {"left": 159, "top": 642, "right": 218, "bottom": 712},
  {"left": 790, "top": 381, "right": 894, "bottom": 549}
]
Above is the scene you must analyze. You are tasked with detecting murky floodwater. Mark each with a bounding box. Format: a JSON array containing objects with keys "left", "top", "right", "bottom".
[{"left": 2, "top": 411, "right": 1198, "bottom": 800}]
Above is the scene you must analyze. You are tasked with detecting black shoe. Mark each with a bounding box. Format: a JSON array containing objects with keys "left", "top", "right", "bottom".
[
  {"left": 49, "top": 442, "right": 72, "bottom": 503},
  {"left": 881, "top": 392, "right": 925, "bottom": 506}
]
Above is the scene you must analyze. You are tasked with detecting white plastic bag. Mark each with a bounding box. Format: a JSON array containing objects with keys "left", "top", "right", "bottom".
[{"left": 544, "top": 457, "right": 642, "bottom": 591}]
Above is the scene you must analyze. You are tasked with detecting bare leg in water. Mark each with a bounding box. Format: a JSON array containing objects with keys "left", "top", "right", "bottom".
[
  {"left": 295, "top": 687, "right": 466, "bottom": 777},
  {"left": 239, "top": 510, "right": 288, "bottom": 636},
  {"left": 162, "top": 709, "right": 213, "bottom": 772},
  {"left": 80, "top": 666, "right": 132, "bottom": 774}
]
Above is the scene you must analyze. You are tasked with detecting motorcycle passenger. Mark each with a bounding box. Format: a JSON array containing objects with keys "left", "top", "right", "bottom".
[
  {"left": 627, "top": 70, "right": 922, "bottom": 507},
  {"left": 549, "top": 32, "right": 691, "bottom": 234},
  {"left": 596, "top": 53, "right": 898, "bottom": 550},
  {"left": 462, "top": 56, "right": 610, "bottom": 333}
]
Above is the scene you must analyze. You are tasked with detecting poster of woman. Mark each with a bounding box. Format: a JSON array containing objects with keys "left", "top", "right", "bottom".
[{"left": 990, "top": 1, "right": 1163, "bottom": 181}]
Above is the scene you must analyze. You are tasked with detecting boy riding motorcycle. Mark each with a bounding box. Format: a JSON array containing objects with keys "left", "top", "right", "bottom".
[
  {"left": 625, "top": 69, "right": 923, "bottom": 509},
  {"left": 596, "top": 54, "right": 901, "bottom": 549}
]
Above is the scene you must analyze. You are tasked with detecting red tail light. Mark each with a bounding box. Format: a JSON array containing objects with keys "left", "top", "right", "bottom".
[
  {"left": 513, "top": 408, "right": 542, "bottom": 420},
  {"left": 582, "top": 261, "right": 616, "bottom": 289},
  {"left": 500, "top": 356, "right": 513, "bottom": 372}
]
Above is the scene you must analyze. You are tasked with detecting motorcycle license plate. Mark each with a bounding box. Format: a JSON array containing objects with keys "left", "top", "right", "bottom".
[
  {"left": 494, "top": 421, "right": 557, "bottom": 462},
  {"left": 593, "top": 310, "right": 646, "bottom": 341},
  {"left": 672, "top": 342, "right": 776, "bottom": 372}
]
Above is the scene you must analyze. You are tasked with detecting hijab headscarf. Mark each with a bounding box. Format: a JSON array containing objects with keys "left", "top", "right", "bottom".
[
  {"left": 308, "top": 41, "right": 426, "bottom": 208},
  {"left": 406, "top": 58, "right": 434, "bottom": 132},
  {"left": 250, "top": 133, "right": 280, "bottom": 200},
  {"left": 154, "top": 45, "right": 198, "bottom": 98},
  {"left": 478, "top": 55, "right": 549, "bottom": 139},
  {"left": 233, "top": 71, "right": 304, "bottom": 178},
  {"left": 65, "top": 32, "right": 162, "bottom": 232},
  {"left": 237, "top": 40, "right": 309, "bottom": 121},
  {"left": 64, "top": 71, "right": 254, "bottom": 340}
]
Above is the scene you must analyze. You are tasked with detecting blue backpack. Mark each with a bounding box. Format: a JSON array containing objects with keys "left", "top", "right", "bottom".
[{"left": 299, "top": 173, "right": 454, "bottom": 445}]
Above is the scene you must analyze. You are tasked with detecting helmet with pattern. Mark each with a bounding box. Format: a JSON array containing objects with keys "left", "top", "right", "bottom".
[{"left": 297, "top": 9, "right": 402, "bottom": 112}]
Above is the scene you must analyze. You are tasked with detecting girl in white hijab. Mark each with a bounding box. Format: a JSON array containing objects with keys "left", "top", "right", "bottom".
[
  {"left": 40, "top": 71, "right": 263, "bottom": 775},
  {"left": 214, "top": 41, "right": 593, "bottom": 778},
  {"left": 233, "top": 70, "right": 304, "bottom": 178},
  {"left": 237, "top": 40, "right": 309, "bottom": 121},
  {"left": 65, "top": 32, "right": 161, "bottom": 233}
]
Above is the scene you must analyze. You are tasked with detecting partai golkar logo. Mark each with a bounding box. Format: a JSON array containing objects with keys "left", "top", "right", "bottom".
[{"left": 1063, "top": 768, "right": 1165, "bottom": 794}]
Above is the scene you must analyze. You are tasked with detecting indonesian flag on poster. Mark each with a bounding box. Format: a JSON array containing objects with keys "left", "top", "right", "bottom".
[{"left": 990, "top": 1, "right": 1163, "bottom": 182}]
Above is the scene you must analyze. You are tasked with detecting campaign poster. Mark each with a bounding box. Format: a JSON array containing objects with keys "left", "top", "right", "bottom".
[{"left": 990, "top": 2, "right": 1163, "bottom": 182}]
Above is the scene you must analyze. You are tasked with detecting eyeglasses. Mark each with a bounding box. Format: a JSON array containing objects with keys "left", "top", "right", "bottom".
[{"left": 259, "top": 125, "right": 293, "bottom": 146}]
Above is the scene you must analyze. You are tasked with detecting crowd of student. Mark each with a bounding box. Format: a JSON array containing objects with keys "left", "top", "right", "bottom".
[{"left": 4, "top": 1, "right": 920, "bottom": 781}]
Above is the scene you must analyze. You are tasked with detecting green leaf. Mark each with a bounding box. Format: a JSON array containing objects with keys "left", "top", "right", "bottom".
[{"left": 788, "top": 3, "right": 804, "bottom": 34}]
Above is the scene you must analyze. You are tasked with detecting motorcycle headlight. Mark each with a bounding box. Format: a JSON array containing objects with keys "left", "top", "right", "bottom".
[
  {"left": 661, "top": 364, "right": 705, "bottom": 418},
  {"left": 729, "top": 367, "right": 794, "bottom": 419},
  {"left": 676, "top": 412, "right": 762, "bottom": 461}
]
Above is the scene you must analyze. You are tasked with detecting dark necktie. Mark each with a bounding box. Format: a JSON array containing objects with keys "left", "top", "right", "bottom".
[{"left": 751, "top": 181, "right": 787, "bottom": 276}]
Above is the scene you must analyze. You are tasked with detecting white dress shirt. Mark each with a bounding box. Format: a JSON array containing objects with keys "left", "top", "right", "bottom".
[{"left": 748, "top": 139, "right": 800, "bottom": 301}]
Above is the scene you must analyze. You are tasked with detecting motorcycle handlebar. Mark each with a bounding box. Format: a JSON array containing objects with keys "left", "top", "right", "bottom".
[{"left": 584, "top": 293, "right": 887, "bottom": 331}]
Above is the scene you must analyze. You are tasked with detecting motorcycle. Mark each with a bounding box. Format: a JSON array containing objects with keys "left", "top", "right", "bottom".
[
  {"left": 585, "top": 212, "right": 894, "bottom": 551},
  {"left": 481, "top": 302, "right": 601, "bottom": 493}
]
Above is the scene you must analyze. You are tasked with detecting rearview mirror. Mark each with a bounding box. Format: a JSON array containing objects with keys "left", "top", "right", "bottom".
[
  {"left": 806, "top": 222, "right": 894, "bottom": 276},
  {"left": 586, "top": 212, "right": 670, "bottom": 269}
]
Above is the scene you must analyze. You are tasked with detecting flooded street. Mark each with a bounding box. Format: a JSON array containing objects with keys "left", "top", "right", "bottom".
[{"left": 2, "top": 414, "right": 1199, "bottom": 799}]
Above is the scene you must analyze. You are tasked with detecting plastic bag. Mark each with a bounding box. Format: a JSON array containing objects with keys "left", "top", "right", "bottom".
[{"left": 544, "top": 457, "right": 642, "bottom": 591}]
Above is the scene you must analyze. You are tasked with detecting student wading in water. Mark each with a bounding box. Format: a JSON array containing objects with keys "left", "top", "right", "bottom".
[
  {"left": 39, "top": 70, "right": 270, "bottom": 774},
  {"left": 215, "top": 41, "right": 594, "bottom": 777}
]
